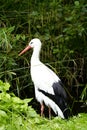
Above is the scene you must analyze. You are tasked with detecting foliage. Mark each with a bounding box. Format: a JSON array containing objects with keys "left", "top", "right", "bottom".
[
  {"left": 0, "top": 26, "right": 30, "bottom": 97},
  {"left": 0, "top": 80, "right": 87, "bottom": 130},
  {"left": 0, "top": 80, "right": 37, "bottom": 129},
  {"left": 80, "top": 84, "right": 87, "bottom": 101}
]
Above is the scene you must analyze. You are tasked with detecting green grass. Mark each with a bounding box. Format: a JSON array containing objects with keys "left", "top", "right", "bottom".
[
  {"left": 0, "top": 111, "right": 87, "bottom": 130},
  {"left": 28, "top": 113, "right": 87, "bottom": 130}
]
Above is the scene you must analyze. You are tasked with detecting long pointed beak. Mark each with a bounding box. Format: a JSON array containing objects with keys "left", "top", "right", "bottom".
[{"left": 19, "top": 45, "right": 31, "bottom": 56}]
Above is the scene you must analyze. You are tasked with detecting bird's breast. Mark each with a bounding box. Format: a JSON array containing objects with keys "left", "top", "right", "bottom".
[{"left": 30, "top": 64, "right": 59, "bottom": 95}]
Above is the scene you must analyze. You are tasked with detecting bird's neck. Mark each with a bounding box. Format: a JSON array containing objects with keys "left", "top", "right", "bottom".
[{"left": 31, "top": 46, "right": 41, "bottom": 66}]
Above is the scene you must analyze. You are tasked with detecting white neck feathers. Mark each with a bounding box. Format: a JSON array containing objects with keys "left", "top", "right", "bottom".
[{"left": 31, "top": 43, "right": 41, "bottom": 65}]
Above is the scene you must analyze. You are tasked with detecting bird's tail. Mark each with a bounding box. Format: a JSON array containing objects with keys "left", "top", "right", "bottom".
[{"left": 38, "top": 89, "right": 70, "bottom": 119}]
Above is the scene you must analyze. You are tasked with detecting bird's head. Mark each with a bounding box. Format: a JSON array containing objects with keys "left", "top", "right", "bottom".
[
  {"left": 19, "top": 38, "right": 42, "bottom": 56},
  {"left": 29, "top": 38, "right": 41, "bottom": 48}
]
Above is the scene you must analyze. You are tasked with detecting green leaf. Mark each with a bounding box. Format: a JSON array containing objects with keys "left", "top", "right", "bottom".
[
  {"left": 0, "top": 80, "right": 10, "bottom": 92},
  {"left": 21, "top": 35, "right": 25, "bottom": 41},
  {"left": 74, "top": 1, "right": 80, "bottom": 6},
  {"left": 0, "top": 110, "right": 8, "bottom": 118},
  {"left": 16, "top": 34, "right": 21, "bottom": 40},
  {"left": 7, "top": 26, "right": 15, "bottom": 33}
]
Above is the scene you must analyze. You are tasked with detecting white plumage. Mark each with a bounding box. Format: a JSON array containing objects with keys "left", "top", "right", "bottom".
[{"left": 19, "top": 38, "right": 69, "bottom": 119}]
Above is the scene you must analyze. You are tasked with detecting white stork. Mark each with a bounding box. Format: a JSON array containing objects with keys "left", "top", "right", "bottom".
[{"left": 19, "top": 38, "right": 69, "bottom": 119}]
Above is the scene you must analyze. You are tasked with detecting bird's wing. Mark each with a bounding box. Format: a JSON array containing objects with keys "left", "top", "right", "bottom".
[{"left": 31, "top": 62, "right": 66, "bottom": 97}]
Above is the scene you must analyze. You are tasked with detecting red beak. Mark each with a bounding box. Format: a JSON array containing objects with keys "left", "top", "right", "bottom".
[{"left": 19, "top": 45, "right": 31, "bottom": 56}]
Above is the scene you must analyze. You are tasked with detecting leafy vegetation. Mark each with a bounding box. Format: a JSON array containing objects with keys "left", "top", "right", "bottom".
[
  {"left": 0, "top": 0, "right": 87, "bottom": 122},
  {"left": 0, "top": 81, "right": 87, "bottom": 130}
]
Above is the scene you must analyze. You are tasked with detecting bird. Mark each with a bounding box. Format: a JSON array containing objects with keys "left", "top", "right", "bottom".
[{"left": 19, "top": 38, "right": 69, "bottom": 119}]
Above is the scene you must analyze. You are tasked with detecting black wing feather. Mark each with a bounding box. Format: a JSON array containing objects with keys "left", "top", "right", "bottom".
[{"left": 38, "top": 81, "right": 70, "bottom": 119}]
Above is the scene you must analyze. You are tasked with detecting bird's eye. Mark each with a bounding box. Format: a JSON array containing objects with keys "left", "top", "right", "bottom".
[{"left": 30, "top": 42, "right": 33, "bottom": 44}]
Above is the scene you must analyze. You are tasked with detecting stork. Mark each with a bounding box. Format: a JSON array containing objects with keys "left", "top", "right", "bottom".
[{"left": 19, "top": 38, "right": 69, "bottom": 119}]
